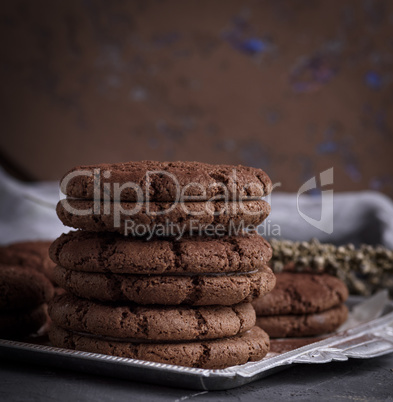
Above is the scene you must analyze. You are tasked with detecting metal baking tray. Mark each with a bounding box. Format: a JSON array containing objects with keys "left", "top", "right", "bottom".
[{"left": 1, "top": 295, "right": 393, "bottom": 391}]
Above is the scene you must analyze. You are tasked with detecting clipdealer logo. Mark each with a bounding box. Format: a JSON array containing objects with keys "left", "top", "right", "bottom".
[
  {"left": 58, "top": 167, "right": 334, "bottom": 237},
  {"left": 296, "top": 167, "right": 334, "bottom": 234}
]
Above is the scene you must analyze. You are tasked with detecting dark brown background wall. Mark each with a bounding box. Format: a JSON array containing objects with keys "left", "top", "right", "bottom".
[{"left": 0, "top": 0, "right": 392, "bottom": 196}]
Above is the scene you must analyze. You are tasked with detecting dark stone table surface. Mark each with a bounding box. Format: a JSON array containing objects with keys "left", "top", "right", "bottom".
[{"left": 1, "top": 352, "right": 392, "bottom": 402}]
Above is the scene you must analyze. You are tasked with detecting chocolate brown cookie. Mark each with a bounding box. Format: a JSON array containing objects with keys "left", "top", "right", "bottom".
[
  {"left": 52, "top": 265, "right": 276, "bottom": 305},
  {"left": 256, "top": 304, "right": 348, "bottom": 338},
  {"left": 270, "top": 337, "right": 323, "bottom": 354},
  {"left": 61, "top": 161, "right": 272, "bottom": 202},
  {"left": 0, "top": 304, "right": 48, "bottom": 338},
  {"left": 0, "top": 241, "right": 56, "bottom": 282},
  {"left": 49, "top": 325, "right": 270, "bottom": 369},
  {"left": 50, "top": 230, "right": 272, "bottom": 274},
  {"left": 48, "top": 293, "right": 255, "bottom": 341},
  {"left": 56, "top": 199, "right": 270, "bottom": 235},
  {"left": 0, "top": 265, "right": 54, "bottom": 310},
  {"left": 252, "top": 272, "right": 349, "bottom": 316}
]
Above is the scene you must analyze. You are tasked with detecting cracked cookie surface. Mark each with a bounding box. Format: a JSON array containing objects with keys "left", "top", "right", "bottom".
[
  {"left": 49, "top": 324, "right": 269, "bottom": 369},
  {"left": 50, "top": 230, "right": 272, "bottom": 274},
  {"left": 256, "top": 304, "right": 348, "bottom": 338},
  {"left": 56, "top": 199, "right": 270, "bottom": 234},
  {"left": 48, "top": 293, "right": 256, "bottom": 341},
  {"left": 252, "top": 272, "right": 349, "bottom": 315},
  {"left": 52, "top": 265, "right": 276, "bottom": 305},
  {"left": 61, "top": 161, "right": 272, "bottom": 202}
]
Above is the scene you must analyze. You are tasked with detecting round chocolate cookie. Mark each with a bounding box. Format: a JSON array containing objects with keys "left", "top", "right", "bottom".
[
  {"left": 56, "top": 199, "right": 270, "bottom": 235},
  {"left": 48, "top": 293, "right": 256, "bottom": 341},
  {"left": 0, "top": 304, "right": 48, "bottom": 338},
  {"left": 52, "top": 265, "right": 276, "bottom": 305},
  {"left": 61, "top": 161, "right": 272, "bottom": 202},
  {"left": 252, "top": 272, "right": 349, "bottom": 316},
  {"left": 50, "top": 230, "right": 272, "bottom": 274},
  {"left": 0, "top": 265, "right": 54, "bottom": 310},
  {"left": 0, "top": 241, "right": 56, "bottom": 282},
  {"left": 256, "top": 304, "right": 348, "bottom": 338},
  {"left": 49, "top": 325, "right": 270, "bottom": 369}
]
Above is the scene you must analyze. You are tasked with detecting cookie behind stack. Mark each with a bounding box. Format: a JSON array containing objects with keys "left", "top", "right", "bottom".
[
  {"left": 0, "top": 264, "right": 53, "bottom": 338},
  {"left": 0, "top": 241, "right": 56, "bottom": 284},
  {"left": 253, "top": 272, "right": 349, "bottom": 338},
  {"left": 0, "top": 241, "right": 57, "bottom": 338},
  {"left": 48, "top": 161, "right": 276, "bottom": 368}
]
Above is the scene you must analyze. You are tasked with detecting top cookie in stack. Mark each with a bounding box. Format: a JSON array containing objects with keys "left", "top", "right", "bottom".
[
  {"left": 60, "top": 161, "right": 272, "bottom": 201},
  {"left": 49, "top": 161, "right": 275, "bottom": 369},
  {"left": 56, "top": 161, "right": 272, "bottom": 235}
]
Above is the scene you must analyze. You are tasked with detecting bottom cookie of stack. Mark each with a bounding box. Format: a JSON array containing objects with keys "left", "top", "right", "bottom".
[
  {"left": 48, "top": 293, "right": 270, "bottom": 369},
  {"left": 49, "top": 325, "right": 269, "bottom": 369},
  {"left": 253, "top": 272, "right": 349, "bottom": 338}
]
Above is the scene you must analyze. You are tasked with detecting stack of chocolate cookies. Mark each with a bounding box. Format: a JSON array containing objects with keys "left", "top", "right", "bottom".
[
  {"left": 253, "top": 272, "right": 349, "bottom": 338},
  {"left": 48, "top": 161, "right": 276, "bottom": 369}
]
